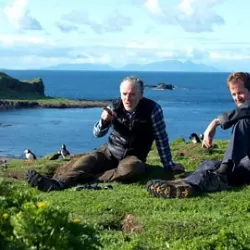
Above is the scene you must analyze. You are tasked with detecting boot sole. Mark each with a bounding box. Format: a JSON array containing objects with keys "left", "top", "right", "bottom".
[{"left": 146, "top": 179, "right": 194, "bottom": 199}]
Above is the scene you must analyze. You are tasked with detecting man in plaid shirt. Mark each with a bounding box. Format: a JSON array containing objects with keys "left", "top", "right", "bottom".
[{"left": 25, "top": 76, "right": 184, "bottom": 192}]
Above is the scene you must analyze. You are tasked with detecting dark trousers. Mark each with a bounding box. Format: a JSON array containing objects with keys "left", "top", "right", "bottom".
[
  {"left": 186, "top": 119, "right": 250, "bottom": 191},
  {"left": 53, "top": 146, "right": 146, "bottom": 188},
  {"left": 223, "top": 119, "right": 250, "bottom": 185}
]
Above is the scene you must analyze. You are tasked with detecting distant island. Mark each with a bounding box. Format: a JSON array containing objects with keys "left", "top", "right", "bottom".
[
  {"left": 42, "top": 59, "right": 218, "bottom": 72},
  {"left": 0, "top": 72, "right": 109, "bottom": 110},
  {"left": 145, "top": 83, "right": 175, "bottom": 90}
]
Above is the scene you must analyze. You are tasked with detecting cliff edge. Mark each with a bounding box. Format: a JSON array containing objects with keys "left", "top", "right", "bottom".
[{"left": 0, "top": 72, "right": 45, "bottom": 99}]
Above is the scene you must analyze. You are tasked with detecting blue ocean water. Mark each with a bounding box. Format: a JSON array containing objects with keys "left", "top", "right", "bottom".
[{"left": 0, "top": 70, "right": 234, "bottom": 158}]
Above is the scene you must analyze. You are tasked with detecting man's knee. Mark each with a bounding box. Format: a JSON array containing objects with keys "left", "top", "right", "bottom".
[
  {"left": 118, "top": 156, "right": 145, "bottom": 176},
  {"left": 72, "top": 153, "right": 98, "bottom": 169},
  {"left": 53, "top": 153, "right": 98, "bottom": 179}
]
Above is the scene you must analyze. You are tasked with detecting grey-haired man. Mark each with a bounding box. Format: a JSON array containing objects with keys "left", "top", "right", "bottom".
[{"left": 25, "top": 76, "right": 184, "bottom": 191}]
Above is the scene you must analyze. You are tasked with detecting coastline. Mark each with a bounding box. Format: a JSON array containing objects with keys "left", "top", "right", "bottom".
[
  {"left": 0, "top": 98, "right": 111, "bottom": 159},
  {"left": 0, "top": 99, "right": 110, "bottom": 110}
]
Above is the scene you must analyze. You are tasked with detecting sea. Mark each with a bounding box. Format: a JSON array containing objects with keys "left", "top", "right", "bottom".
[{"left": 0, "top": 70, "right": 234, "bottom": 158}]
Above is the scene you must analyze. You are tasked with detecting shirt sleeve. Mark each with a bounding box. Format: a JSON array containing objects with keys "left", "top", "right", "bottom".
[
  {"left": 151, "top": 103, "right": 174, "bottom": 169},
  {"left": 93, "top": 119, "right": 110, "bottom": 137}
]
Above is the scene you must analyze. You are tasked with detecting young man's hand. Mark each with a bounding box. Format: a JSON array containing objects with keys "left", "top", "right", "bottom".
[{"left": 202, "top": 118, "right": 220, "bottom": 148}]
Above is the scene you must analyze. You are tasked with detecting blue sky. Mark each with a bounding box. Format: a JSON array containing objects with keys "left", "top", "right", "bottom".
[{"left": 0, "top": 0, "right": 249, "bottom": 71}]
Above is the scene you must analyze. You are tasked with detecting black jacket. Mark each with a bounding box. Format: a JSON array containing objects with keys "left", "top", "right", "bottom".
[
  {"left": 107, "top": 97, "right": 156, "bottom": 161},
  {"left": 218, "top": 100, "right": 250, "bottom": 129}
]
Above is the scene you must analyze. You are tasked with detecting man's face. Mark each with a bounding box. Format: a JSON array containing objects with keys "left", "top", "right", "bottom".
[
  {"left": 120, "top": 80, "right": 142, "bottom": 112},
  {"left": 228, "top": 80, "right": 250, "bottom": 106}
]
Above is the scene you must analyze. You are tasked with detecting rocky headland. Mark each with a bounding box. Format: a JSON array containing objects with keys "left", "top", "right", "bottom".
[
  {"left": 0, "top": 72, "right": 45, "bottom": 98},
  {"left": 0, "top": 72, "right": 109, "bottom": 110}
]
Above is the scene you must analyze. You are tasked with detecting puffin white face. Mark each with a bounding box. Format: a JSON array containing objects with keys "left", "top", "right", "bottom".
[{"left": 24, "top": 149, "right": 30, "bottom": 154}]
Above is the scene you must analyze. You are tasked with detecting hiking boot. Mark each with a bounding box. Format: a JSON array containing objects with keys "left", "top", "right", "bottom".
[
  {"left": 146, "top": 179, "right": 196, "bottom": 199},
  {"left": 25, "top": 169, "right": 62, "bottom": 192},
  {"left": 146, "top": 179, "right": 174, "bottom": 198}
]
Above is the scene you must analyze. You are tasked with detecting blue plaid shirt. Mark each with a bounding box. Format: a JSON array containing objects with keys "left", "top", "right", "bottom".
[{"left": 93, "top": 102, "right": 174, "bottom": 169}]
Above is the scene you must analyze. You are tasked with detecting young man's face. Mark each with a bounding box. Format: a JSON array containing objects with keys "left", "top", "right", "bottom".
[
  {"left": 120, "top": 80, "right": 142, "bottom": 112},
  {"left": 228, "top": 80, "right": 250, "bottom": 106}
]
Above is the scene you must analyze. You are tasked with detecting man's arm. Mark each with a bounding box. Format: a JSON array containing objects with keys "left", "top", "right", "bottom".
[
  {"left": 202, "top": 109, "right": 238, "bottom": 148},
  {"left": 151, "top": 103, "right": 175, "bottom": 169},
  {"left": 202, "top": 118, "right": 220, "bottom": 148},
  {"left": 93, "top": 106, "right": 116, "bottom": 137},
  {"left": 93, "top": 119, "right": 111, "bottom": 137}
]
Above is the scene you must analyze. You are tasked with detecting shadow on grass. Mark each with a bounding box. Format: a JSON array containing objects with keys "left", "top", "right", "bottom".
[
  {"left": 137, "top": 164, "right": 195, "bottom": 184},
  {"left": 135, "top": 164, "right": 176, "bottom": 185}
]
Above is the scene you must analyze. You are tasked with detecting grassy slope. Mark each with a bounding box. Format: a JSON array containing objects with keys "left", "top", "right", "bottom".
[
  {"left": 1, "top": 97, "right": 109, "bottom": 109},
  {"left": 3, "top": 139, "right": 250, "bottom": 250},
  {"left": 0, "top": 90, "right": 44, "bottom": 99}
]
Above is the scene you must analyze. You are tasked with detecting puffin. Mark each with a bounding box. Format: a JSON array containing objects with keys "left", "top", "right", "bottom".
[
  {"left": 24, "top": 149, "right": 37, "bottom": 160},
  {"left": 1, "top": 159, "right": 7, "bottom": 170},
  {"left": 189, "top": 133, "right": 202, "bottom": 144},
  {"left": 49, "top": 151, "right": 62, "bottom": 160},
  {"left": 60, "top": 144, "right": 70, "bottom": 158}
]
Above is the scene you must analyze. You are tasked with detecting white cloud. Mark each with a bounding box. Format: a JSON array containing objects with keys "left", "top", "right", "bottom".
[
  {"left": 56, "top": 22, "right": 78, "bottom": 33},
  {"left": 74, "top": 55, "right": 112, "bottom": 64},
  {"left": 3, "top": 0, "right": 42, "bottom": 30},
  {"left": 178, "top": 0, "right": 195, "bottom": 16},
  {"left": 0, "top": 34, "right": 54, "bottom": 46},
  {"left": 156, "top": 51, "right": 175, "bottom": 57},
  {"left": 209, "top": 52, "right": 250, "bottom": 60},
  {"left": 185, "top": 47, "right": 208, "bottom": 59},
  {"left": 144, "top": 0, "right": 162, "bottom": 14},
  {"left": 145, "top": 0, "right": 224, "bottom": 32},
  {"left": 178, "top": 0, "right": 224, "bottom": 16},
  {"left": 176, "top": 0, "right": 225, "bottom": 32},
  {"left": 156, "top": 46, "right": 208, "bottom": 60},
  {"left": 61, "top": 10, "right": 132, "bottom": 34},
  {"left": 0, "top": 53, "right": 112, "bottom": 69},
  {"left": 126, "top": 41, "right": 158, "bottom": 49}
]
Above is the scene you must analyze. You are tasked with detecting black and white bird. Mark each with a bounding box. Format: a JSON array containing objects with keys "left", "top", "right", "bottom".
[
  {"left": 60, "top": 144, "right": 70, "bottom": 158},
  {"left": 49, "top": 151, "right": 62, "bottom": 160},
  {"left": 1, "top": 159, "right": 7, "bottom": 170},
  {"left": 24, "top": 149, "right": 37, "bottom": 160},
  {"left": 189, "top": 133, "right": 202, "bottom": 144}
]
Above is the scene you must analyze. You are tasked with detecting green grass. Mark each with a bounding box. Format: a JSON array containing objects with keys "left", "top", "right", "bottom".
[
  {"left": 2, "top": 139, "right": 250, "bottom": 250},
  {"left": 0, "top": 89, "right": 45, "bottom": 99},
  {"left": 1, "top": 96, "right": 110, "bottom": 107},
  {"left": 0, "top": 97, "right": 109, "bottom": 109}
]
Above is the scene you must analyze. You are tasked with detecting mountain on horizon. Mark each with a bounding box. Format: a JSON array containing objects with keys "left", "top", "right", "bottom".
[{"left": 42, "top": 60, "right": 218, "bottom": 72}]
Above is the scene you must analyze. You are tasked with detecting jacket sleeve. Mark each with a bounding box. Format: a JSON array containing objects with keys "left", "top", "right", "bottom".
[
  {"left": 217, "top": 109, "right": 237, "bottom": 130},
  {"left": 217, "top": 106, "right": 250, "bottom": 130}
]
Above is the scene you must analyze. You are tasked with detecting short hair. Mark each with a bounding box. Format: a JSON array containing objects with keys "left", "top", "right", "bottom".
[
  {"left": 120, "top": 76, "right": 144, "bottom": 95},
  {"left": 227, "top": 72, "right": 250, "bottom": 91}
]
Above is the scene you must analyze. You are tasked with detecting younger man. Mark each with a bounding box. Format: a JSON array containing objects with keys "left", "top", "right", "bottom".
[{"left": 147, "top": 72, "right": 250, "bottom": 198}]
